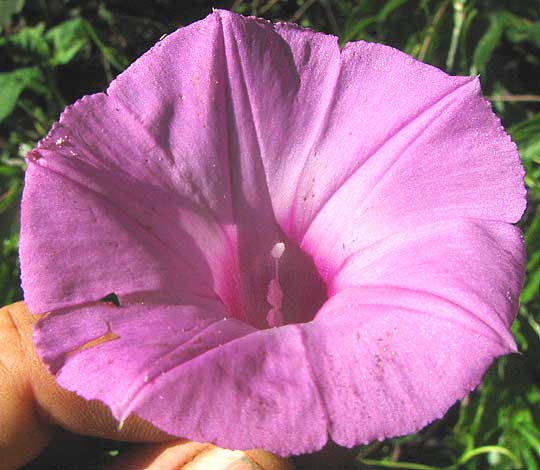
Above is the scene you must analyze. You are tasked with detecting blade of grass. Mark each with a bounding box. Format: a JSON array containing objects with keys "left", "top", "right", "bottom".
[
  {"left": 446, "top": 0, "right": 466, "bottom": 71},
  {"left": 418, "top": 0, "right": 451, "bottom": 62}
]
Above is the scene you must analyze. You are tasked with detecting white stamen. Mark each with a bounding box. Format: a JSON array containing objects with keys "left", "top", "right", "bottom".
[
  {"left": 271, "top": 242, "right": 285, "bottom": 259},
  {"left": 266, "top": 242, "right": 286, "bottom": 328}
]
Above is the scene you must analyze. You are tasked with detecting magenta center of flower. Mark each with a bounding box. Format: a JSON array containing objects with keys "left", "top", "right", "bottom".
[{"left": 221, "top": 238, "right": 327, "bottom": 330}]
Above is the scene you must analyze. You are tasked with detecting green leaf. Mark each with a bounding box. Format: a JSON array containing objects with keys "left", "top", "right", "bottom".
[
  {"left": 458, "top": 7, "right": 478, "bottom": 71},
  {"left": 0, "top": 66, "right": 42, "bottom": 122},
  {"left": 458, "top": 445, "right": 520, "bottom": 468},
  {"left": 471, "top": 11, "right": 540, "bottom": 74},
  {"left": 524, "top": 221, "right": 540, "bottom": 290},
  {"left": 521, "top": 257, "right": 540, "bottom": 304},
  {"left": 341, "top": 0, "right": 412, "bottom": 43},
  {"left": 0, "top": 0, "right": 24, "bottom": 32},
  {"left": 502, "top": 11, "right": 540, "bottom": 45},
  {"left": 3, "top": 22, "right": 49, "bottom": 59},
  {"left": 378, "top": 0, "right": 411, "bottom": 21},
  {"left": 518, "top": 426, "right": 540, "bottom": 458},
  {"left": 509, "top": 115, "right": 540, "bottom": 200},
  {"left": 471, "top": 13, "right": 504, "bottom": 74},
  {"left": 524, "top": 215, "right": 540, "bottom": 261},
  {"left": 45, "top": 17, "right": 90, "bottom": 66},
  {"left": 510, "top": 115, "right": 540, "bottom": 163},
  {"left": 519, "top": 446, "right": 538, "bottom": 470},
  {"left": 0, "top": 177, "right": 22, "bottom": 214},
  {"left": 81, "top": 20, "right": 128, "bottom": 71}
]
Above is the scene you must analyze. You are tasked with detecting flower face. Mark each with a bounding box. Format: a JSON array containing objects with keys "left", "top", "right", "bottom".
[{"left": 20, "top": 10, "right": 526, "bottom": 457}]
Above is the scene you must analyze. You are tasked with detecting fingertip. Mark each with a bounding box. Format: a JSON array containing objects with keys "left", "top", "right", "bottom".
[
  {"left": 102, "top": 442, "right": 295, "bottom": 470},
  {"left": 0, "top": 303, "right": 53, "bottom": 468},
  {"left": 246, "top": 450, "right": 296, "bottom": 470},
  {"left": 103, "top": 441, "right": 208, "bottom": 470}
]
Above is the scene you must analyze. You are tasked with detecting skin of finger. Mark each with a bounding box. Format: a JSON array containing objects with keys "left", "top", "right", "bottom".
[
  {"left": 0, "top": 303, "right": 52, "bottom": 469},
  {"left": 0, "top": 303, "right": 295, "bottom": 470},
  {"left": 103, "top": 443, "right": 294, "bottom": 470},
  {"left": 102, "top": 442, "right": 211, "bottom": 470}
]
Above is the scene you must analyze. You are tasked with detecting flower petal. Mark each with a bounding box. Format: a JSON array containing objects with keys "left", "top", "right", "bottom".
[
  {"left": 330, "top": 218, "right": 525, "bottom": 344},
  {"left": 299, "top": 64, "right": 525, "bottom": 272},
  {"left": 34, "top": 302, "right": 329, "bottom": 456},
  {"left": 300, "top": 287, "right": 513, "bottom": 447},
  {"left": 34, "top": 300, "right": 255, "bottom": 416},
  {"left": 303, "top": 218, "right": 525, "bottom": 446},
  {"left": 107, "top": 10, "right": 342, "bottom": 235},
  {"left": 20, "top": 141, "right": 231, "bottom": 313}
]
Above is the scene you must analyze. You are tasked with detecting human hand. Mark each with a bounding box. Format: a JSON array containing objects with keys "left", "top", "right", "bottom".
[{"left": 0, "top": 302, "right": 293, "bottom": 470}]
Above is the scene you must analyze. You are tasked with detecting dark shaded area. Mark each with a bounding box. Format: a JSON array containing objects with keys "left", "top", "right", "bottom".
[
  {"left": 21, "top": 428, "right": 132, "bottom": 470},
  {"left": 100, "top": 292, "right": 120, "bottom": 307}
]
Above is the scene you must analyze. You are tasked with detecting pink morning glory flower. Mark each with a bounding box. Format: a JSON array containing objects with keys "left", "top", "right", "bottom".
[{"left": 20, "top": 10, "right": 526, "bottom": 457}]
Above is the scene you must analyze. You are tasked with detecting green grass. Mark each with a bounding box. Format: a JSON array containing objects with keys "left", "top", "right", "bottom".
[{"left": 1, "top": 1, "right": 539, "bottom": 468}]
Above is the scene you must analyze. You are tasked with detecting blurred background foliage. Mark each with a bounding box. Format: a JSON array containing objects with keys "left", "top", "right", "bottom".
[{"left": 1, "top": 0, "right": 539, "bottom": 469}]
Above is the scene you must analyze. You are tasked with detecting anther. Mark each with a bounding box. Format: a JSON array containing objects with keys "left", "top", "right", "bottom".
[{"left": 271, "top": 242, "right": 285, "bottom": 260}]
